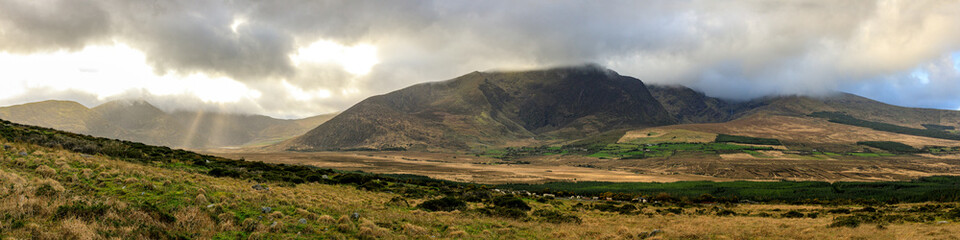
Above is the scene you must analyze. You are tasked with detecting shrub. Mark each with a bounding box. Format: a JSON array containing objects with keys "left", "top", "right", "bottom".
[
  {"left": 715, "top": 134, "right": 781, "bottom": 145},
  {"left": 856, "top": 141, "right": 919, "bottom": 153},
  {"left": 716, "top": 209, "right": 736, "bottom": 216},
  {"left": 417, "top": 197, "right": 467, "bottom": 212},
  {"left": 55, "top": 201, "right": 108, "bottom": 220},
  {"left": 491, "top": 196, "right": 530, "bottom": 211},
  {"left": 476, "top": 207, "right": 527, "bottom": 219},
  {"left": 782, "top": 210, "right": 805, "bottom": 218}
]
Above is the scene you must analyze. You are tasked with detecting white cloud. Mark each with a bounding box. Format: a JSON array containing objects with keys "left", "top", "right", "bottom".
[{"left": 1, "top": 0, "right": 960, "bottom": 117}]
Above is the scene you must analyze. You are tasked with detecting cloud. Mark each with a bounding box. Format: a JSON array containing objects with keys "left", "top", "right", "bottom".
[{"left": 0, "top": 0, "right": 959, "bottom": 117}]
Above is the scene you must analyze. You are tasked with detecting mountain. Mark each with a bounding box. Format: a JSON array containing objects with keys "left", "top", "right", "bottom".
[
  {"left": 633, "top": 85, "right": 960, "bottom": 151},
  {"left": 0, "top": 100, "right": 336, "bottom": 148},
  {"left": 646, "top": 85, "right": 751, "bottom": 123},
  {"left": 647, "top": 83, "right": 960, "bottom": 128},
  {"left": 289, "top": 64, "right": 677, "bottom": 151}
]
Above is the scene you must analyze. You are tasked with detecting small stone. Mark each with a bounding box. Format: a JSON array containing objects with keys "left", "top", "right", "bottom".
[
  {"left": 270, "top": 221, "right": 278, "bottom": 227},
  {"left": 648, "top": 229, "right": 663, "bottom": 238},
  {"left": 252, "top": 184, "right": 269, "bottom": 191},
  {"left": 298, "top": 218, "right": 308, "bottom": 224},
  {"left": 261, "top": 207, "right": 272, "bottom": 213},
  {"left": 937, "top": 221, "right": 949, "bottom": 225},
  {"left": 207, "top": 204, "right": 216, "bottom": 208},
  {"left": 351, "top": 212, "right": 360, "bottom": 221},
  {"left": 321, "top": 175, "right": 329, "bottom": 179},
  {"left": 18, "top": 151, "right": 28, "bottom": 156}
]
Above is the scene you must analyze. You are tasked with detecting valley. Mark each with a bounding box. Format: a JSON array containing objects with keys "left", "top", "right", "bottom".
[
  {"left": 208, "top": 146, "right": 960, "bottom": 184},
  {"left": 5, "top": 65, "right": 960, "bottom": 239}
]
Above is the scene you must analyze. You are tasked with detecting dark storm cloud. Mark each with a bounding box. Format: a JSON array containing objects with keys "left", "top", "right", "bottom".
[
  {"left": 0, "top": 0, "right": 111, "bottom": 52},
  {"left": 1, "top": 0, "right": 959, "bottom": 117}
]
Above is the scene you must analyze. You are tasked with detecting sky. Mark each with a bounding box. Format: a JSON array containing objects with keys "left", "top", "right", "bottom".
[{"left": 1, "top": 0, "right": 959, "bottom": 119}]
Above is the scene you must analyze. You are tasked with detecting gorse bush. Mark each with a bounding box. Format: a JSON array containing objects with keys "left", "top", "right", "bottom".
[
  {"left": 491, "top": 196, "right": 530, "bottom": 211},
  {"left": 856, "top": 141, "right": 919, "bottom": 153},
  {"left": 475, "top": 207, "right": 528, "bottom": 219},
  {"left": 417, "top": 197, "right": 467, "bottom": 212},
  {"left": 715, "top": 134, "right": 781, "bottom": 145}
]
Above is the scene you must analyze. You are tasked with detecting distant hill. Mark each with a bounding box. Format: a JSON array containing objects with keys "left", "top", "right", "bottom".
[
  {"left": 289, "top": 64, "right": 677, "bottom": 151},
  {"left": 0, "top": 100, "right": 335, "bottom": 149},
  {"left": 632, "top": 86, "right": 960, "bottom": 151}
]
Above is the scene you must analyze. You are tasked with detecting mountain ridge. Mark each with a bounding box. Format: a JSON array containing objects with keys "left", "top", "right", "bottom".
[
  {"left": 289, "top": 65, "right": 677, "bottom": 151},
  {"left": 0, "top": 99, "right": 336, "bottom": 149}
]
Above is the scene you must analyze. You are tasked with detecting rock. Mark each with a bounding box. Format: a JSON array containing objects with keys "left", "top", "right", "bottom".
[
  {"left": 270, "top": 221, "right": 278, "bottom": 227},
  {"left": 207, "top": 204, "right": 216, "bottom": 208},
  {"left": 252, "top": 184, "right": 269, "bottom": 191},
  {"left": 298, "top": 218, "right": 308, "bottom": 224},
  {"left": 351, "top": 212, "right": 360, "bottom": 221},
  {"left": 640, "top": 229, "right": 663, "bottom": 239},
  {"left": 322, "top": 175, "right": 329, "bottom": 179},
  {"left": 261, "top": 207, "right": 272, "bottom": 213},
  {"left": 937, "top": 221, "right": 949, "bottom": 225},
  {"left": 18, "top": 151, "right": 28, "bottom": 156}
]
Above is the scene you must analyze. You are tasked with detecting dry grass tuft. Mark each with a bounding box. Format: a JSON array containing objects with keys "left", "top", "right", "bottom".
[
  {"left": 337, "top": 215, "right": 352, "bottom": 225},
  {"left": 195, "top": 193, "right": 208, "bottom": 204},
  {"left": 268, "top": 211, "right": 285, "bottom": 220},
  {"left": 35, "top": 178, "right": 65, "bottom": 197},
  {"left": 267, "top": 220, "right": 285, "bottom": 233},
  {"left": 60, "top": 218, "right": 98, "bottom": 240},
  {"left": 80, "top": 169, "right": 93, "bottom": 179},
  {"left": 402, "top": 222, "right": 429, "bottom": 236},
  {"left": 296, "top": 208, "right": 318, "bottom": 220},
  {"left": 318, "top": 215, "right": 335, "bottom": 225},
  {"left": 36, "top": 164, "right": 57, "bottom": 177},
  {"left": 337, "top": 223, "right": 355, "bottom": 233},
  {"left": 174, "top": 206, "right": 215, "bottom": 233}
]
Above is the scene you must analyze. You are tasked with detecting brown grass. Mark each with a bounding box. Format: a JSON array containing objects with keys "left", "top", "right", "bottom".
[{"left": 4, "top": 138, "right": 960, "bottom": 239}]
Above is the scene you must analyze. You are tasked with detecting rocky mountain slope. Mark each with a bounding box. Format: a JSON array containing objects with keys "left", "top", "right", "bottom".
[{"left": 290, "top": 65, "right": 677, "bottom": 151}]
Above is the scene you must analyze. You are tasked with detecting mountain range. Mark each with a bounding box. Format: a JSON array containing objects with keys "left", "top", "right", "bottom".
[
  {"left": 3, "top": 64, "right": 959, "bottom": 152},
  {"left": 0, "top": 100, "right": 335, "bottom": 149},
  {"left": 288, "top": 64, "right": 960, "bottom": 151}
]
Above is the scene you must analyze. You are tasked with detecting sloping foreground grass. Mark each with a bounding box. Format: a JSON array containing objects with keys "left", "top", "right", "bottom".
[
  {"left": 3, "top": 118, "right": 960, "bottom": 239},
  {"left": 4, "top": 140, "right": 960, "bottom": 239}
]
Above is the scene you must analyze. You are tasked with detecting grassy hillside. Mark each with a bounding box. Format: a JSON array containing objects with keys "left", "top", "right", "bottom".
[
  {"left": 290, "top": 65, "right": 676, "bottom": 151},
  {"left": 3, "top": 119, "right": 960, "bottom": 239}
]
